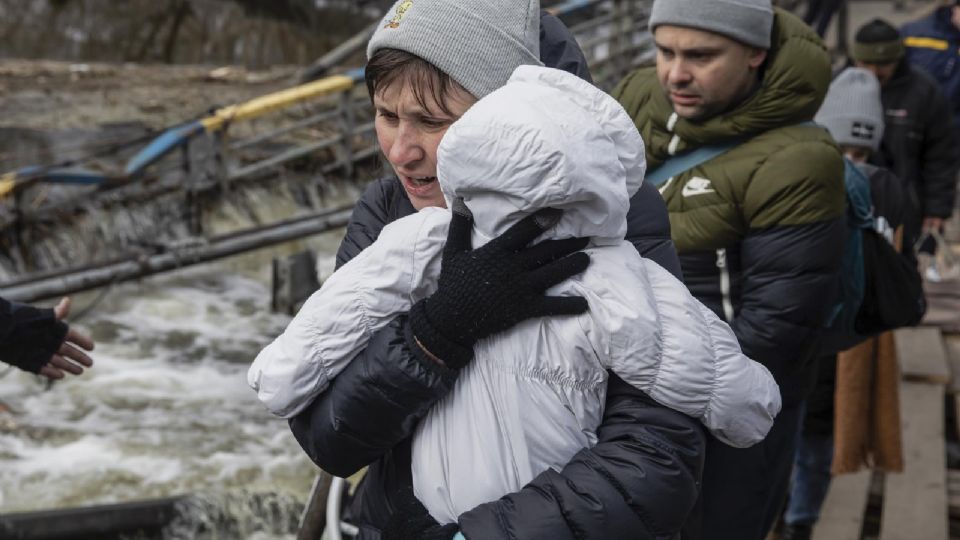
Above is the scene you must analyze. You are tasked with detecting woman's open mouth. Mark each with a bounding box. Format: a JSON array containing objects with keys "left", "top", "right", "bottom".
[
  {"left": 400, "top": 174, "right": 438, "bottom": 197},
  {"left": 408, "top": 175, "right": 436, "bottom": 186}
]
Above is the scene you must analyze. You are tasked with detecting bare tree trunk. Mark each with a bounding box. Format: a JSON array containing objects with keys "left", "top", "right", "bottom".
[
  {"left": 0, "top": 0, "right": 28, "bottom": 47},
  {"left": 130, "top": 11, "right": 168, "bottom": 62},
  {"left": 162, "top": 0, "right": 192, "bottom": 64},
  {"left": 248, "top": 19, "right": 268, "bottom": 69}
]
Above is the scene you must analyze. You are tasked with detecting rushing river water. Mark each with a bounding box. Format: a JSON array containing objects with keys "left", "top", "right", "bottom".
[{"left": 0, "top": 228, "right": 346, "bottom": 538}]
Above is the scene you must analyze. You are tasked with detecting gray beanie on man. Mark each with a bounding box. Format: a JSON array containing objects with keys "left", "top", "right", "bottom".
[
  {"left": 815, "top": 67, "right": 885, "bottom": 152},
  {"left": 367, "top": 0, "right": 542, "bottom": 99},
  {"left": 649, "top": 0, "right": 774, "bottom": 49}
]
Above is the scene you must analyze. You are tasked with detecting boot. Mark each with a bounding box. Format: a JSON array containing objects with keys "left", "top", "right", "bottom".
[{"left": 781, "top": 523, "right": 813, "bottom": 540}]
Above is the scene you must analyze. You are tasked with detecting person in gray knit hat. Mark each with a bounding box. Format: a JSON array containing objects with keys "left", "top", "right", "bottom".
[
  {"left": 781, "top": 67, "right": 908, "bottom": 540},
  {"left": 815, "top": 67, "right": 885, "bottom": 155},
  {"left": 363, "top": 0, "right": 542, "bottom": 210},
  {"left": 641, "top": 0, "right": 774, "bottom": 122},
  {"left": 284, "top": 1, "right": 706, "bottom": 539}
]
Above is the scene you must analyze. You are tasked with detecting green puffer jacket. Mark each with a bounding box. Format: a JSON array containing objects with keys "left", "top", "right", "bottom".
[{"left": 613, "top": 9, "right": 846, "bottom": 406}]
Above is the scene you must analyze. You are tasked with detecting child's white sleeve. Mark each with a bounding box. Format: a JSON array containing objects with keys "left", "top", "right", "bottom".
[
  {"left": 601, "top": 257, "right": 782, "bottom": 448},
  {"left": 247, "top": 210, "right": 448, "bottom": 418}
]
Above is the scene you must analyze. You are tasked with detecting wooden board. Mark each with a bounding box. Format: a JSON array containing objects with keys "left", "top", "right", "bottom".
[
  {"left": 922, "top": 279, "right": 960, "bottom": 335},
  {"left": 879, "top": 381, "right": 948, "bottom": 540},
  {"left": 942, "top": 335, "right": 960, "bottom": 441},
  {"left": 945, "top": 336, "right": 960, "bottom": 394},
  {"left": 894, "top": 327, "right": 951, "bottom": 384},
  {"left": 949, "top": 469, "right": 960, "bottom": 514},
  {"left": 811, "top": 470, "right": 872, "bottom": 540}
]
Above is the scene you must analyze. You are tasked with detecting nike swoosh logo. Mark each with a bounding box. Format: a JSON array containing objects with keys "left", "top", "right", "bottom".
[{"left": 682, "top": 177, "right": 715, "bottom": 197}]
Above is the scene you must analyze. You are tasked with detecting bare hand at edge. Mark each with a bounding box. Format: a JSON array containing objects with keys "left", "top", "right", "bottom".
[{"left": 39, "top": 297, "right": 95, "bottom": 380}]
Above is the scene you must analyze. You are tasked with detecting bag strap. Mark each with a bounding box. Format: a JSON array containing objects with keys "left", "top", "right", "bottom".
[
  {"left": 645, "top": 121, "right": 821, "bottom": 187},
  {"left": 645, "top": 142, "right": 738, "bottom": 186}
]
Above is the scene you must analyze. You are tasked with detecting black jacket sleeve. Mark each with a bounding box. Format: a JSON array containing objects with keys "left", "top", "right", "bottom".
[
  {"left": 918, "top": 83, "right": 959, "bottom": 219},
  {"left": 867, "top": 165, "right": 907, "bottom": 232},
  {"left": 289, "top": 316, "right": 457, "bottom": 477},
  {"left": 732, "top": 218, "right": 846, "bottom": 405},
  {"left": 627, "top": 181, "right": 684, "bottom": 281},
  {"left": 0, "top": 296, "right": 67, "bottom": 374},
  {"left": 291, "top": 179, "right": 446, "bottom": 475},
  {"left": 458, "top": 374, "right": 705, "bottom": 540}
]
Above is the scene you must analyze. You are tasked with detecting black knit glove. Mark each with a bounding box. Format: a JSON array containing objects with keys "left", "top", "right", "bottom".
[{"left": 408, "top": 199, "right": 590, "bottom": 369}]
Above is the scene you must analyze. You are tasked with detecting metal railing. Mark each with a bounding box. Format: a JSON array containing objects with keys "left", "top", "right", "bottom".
[{"left": 0, "top": 0, "right": 655, "bottom": 301}]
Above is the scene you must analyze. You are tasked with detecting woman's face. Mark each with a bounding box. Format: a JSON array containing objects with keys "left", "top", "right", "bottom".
[{"left": 373, "top": 80, "right": 477, "bottom": 210}]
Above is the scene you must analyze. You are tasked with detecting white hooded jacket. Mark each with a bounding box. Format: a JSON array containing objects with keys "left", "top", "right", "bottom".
[{"left": 249, "top": 66, "right": 781, "bottom": 523}]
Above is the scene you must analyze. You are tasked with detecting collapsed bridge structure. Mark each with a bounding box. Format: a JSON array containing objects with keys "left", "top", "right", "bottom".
[{"left": 0, "top": 0, "right": 655, "bottom": 305}]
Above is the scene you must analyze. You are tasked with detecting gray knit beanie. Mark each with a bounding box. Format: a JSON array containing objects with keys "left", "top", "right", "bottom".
[
  {"left": 815, "top": 67, "right": 885, "bottom": 151},
  {"left": 649, "top": 0, "right": 774, "bottom": 49},
  {"left": 366, "top": 0, "right": 542, "bottom": 99}
]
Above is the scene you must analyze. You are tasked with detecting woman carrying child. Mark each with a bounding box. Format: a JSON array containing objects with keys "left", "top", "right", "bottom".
[{"left": 250, "top": 1, "right": 781, "bottom": 538}]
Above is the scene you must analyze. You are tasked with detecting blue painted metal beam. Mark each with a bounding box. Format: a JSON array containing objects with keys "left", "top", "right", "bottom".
[
  {"left": 41, "top": 167, "right": 110, "bottom": 185},
  {"left": 0, "top": 166, "right": 109, "bottom": 198},
  {"left": 123, "top": 120, "right": 205, "bottom": 177}
]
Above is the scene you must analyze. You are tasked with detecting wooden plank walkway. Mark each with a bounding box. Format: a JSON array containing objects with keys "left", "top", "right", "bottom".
[
  {"left": 946, "top": 336, "right": 960, "bottom": 445},
  {"left": 811, "top": 470, "right": 872, "bottom": 540},
  {"left": 895, "top": 327, "right": 951, "bottom": 385},
  {"left": 946, "top": 335, "right": 960, "bottom": 395},
  {"left": 811, "top": 327, "right": 951, "bottom": 540},
  {"left": 879, "top": 380, "right": 947, "bottom": 540}
]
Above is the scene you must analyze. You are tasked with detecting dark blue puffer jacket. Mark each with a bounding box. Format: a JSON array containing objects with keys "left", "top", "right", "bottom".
[
  {"left": 902, "top": 7, "right": 960, "bottom": 132},
  {"left": 288, "top": 12, "right": 704, "bottom": 540}
]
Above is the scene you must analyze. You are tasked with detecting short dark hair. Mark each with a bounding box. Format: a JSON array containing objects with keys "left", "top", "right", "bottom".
[{"left": 364, "top": 48, "right": 464, "bottom": 116}]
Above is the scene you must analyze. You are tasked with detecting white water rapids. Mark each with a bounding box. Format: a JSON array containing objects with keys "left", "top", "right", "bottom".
[{"left": 0, "top": 229, "right": 346, "bottom": 538}]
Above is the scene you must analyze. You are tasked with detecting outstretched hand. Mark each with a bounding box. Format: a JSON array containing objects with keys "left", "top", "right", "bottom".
[
  {"left": 39, "top": 297, "right": 95, "bottom": 380},
  {"left": 409, "top": 199, "right": 591, "bottom": 369}
]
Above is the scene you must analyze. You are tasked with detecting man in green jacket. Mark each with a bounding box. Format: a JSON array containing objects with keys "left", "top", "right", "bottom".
[{"left": 614, "top": 1, "right": 846, "bottom": 538}]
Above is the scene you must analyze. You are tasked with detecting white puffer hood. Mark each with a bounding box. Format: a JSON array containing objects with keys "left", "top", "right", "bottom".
[{"left": 437, "top": 65, "right": 646, "bottom": 245}]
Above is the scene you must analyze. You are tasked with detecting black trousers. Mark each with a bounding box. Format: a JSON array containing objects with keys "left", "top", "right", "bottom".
[
  {"left": 804, "top": 0, "right": 844, "bottom": 37},
  {"left": 683, "top": 402, "right": 804, "bottom": 540}
]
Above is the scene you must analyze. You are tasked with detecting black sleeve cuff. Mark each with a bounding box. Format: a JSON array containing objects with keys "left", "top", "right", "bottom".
[
  {"left": 407, "top": 300, "right": 474, "bottom": 371},
  {"left": 0, "top": 305, "right": 68, "bottom": 374},
  {"left": 403, "top": 317, "right": 460, "bottom": 382}
]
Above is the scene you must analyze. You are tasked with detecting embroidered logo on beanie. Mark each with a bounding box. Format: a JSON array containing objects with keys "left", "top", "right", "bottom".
[
  {"left": 851, "top": 121, "right": 876, "bottom": 141},
  {"left": 385, "top": 0, "right": 414, "bottom": 29}
]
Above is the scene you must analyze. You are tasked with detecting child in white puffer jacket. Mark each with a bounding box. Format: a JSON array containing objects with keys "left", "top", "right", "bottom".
[{"left": 248, "top": 65, "right": 781, "bottom": 524}]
